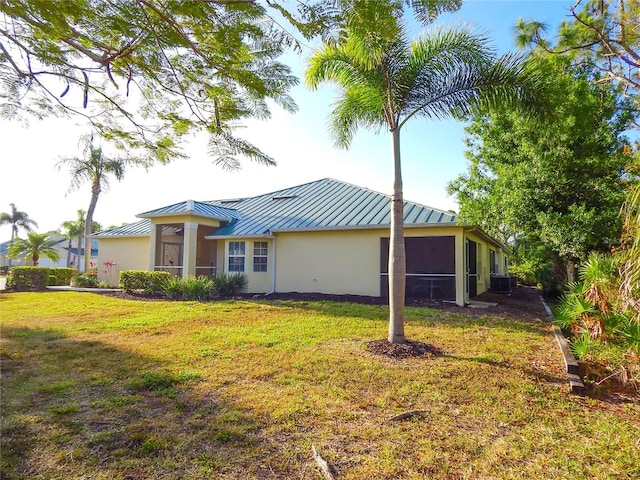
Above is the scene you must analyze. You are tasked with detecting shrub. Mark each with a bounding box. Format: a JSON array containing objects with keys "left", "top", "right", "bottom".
[
  {"left": 120, "top": 270, "right": 170, "bottom": 295},
  {"left": 75, "top": 273, "right": 98, "bottom": 288},
  {"left": 163, "top": 275, "right": 215, "bottom": 300},
  {"left": 213, "top": 273, "right": 247, "bottom": 296},
  {"left": 48, "top": 268, "right": 75, "bottom": 286},
  {"left": 7, "top": 266, "right": 49, "bottom": 291}
]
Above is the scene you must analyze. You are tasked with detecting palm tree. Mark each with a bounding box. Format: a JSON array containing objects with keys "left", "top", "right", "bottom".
[
  {"left": 57, "top": 135, "right": 127, "bottom": 273},
  {"left": 60, "top": 210, "right": 86, "bottom": 268},
  {"left": 0, "top": 203, "right": 38, "bottom": 267},
  {"left": 8, "top": 231, "right": 61, "bottom": 266},
  {"left": 306, "top": 8, "right": 543, "bottom": 344}
]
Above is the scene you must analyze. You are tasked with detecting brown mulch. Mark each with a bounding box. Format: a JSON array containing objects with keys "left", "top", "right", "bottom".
[{"left": 365, "top": 339, "right": 443, "bottom": 359}]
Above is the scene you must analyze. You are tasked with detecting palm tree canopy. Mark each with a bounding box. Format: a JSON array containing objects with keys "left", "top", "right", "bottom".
[
  {"left": 0, "top": 203, "right": 38, "bottom": 237},
  {"left": 306, "top": 23, "right": 546, "bottom": 148},
  {"left": 57, "top": 143, "right": 127, "bottom": 196},
  {"left": 8, "top": 231, "right": 61, "bottom": 266}
]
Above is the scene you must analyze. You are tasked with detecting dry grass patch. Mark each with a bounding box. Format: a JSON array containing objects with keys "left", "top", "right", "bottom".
[{"left": 1, "top": 292, "right": 638, "bottom": 479}]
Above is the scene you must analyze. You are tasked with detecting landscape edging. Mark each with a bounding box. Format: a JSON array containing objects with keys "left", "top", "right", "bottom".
[{"left": 540, "top": 296, "right": 586, "bottom": 395}]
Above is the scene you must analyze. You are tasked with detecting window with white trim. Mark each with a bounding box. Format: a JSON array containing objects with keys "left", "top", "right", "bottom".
[
  {"left": 253, "top": 241, "right": 268, "bottom": 272},
  {"left": 228, "top": 241, "right": 245, "bottom": 272}
]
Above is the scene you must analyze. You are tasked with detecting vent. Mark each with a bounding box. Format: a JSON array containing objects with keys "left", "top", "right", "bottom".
[
  {"left": 220, "top": 198, "right": 243, "bottom": 204},
  {"left": 271, "top": 194, "right": 296, "bottom": 200}
]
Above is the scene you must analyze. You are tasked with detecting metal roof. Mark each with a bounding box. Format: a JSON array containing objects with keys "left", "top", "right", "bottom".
[
  {"left": 93, "top": 179, "right": 457, "bottom": 238},
  {"left": 137, "top": 200, "right": 239, "bottom": 221},
  {"left": 207, "top": 178, "right": 456, "bottom": 236},
  {"left": 92, "top": 219, "right": 151, "bottom": 238}
]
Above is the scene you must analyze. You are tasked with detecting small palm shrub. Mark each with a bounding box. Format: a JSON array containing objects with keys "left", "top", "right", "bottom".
[
  {"left": 213, "top": 273, "right": 247, "bottom": 296},
  {"left": 569, "top": 333, "right": 600, "bottom": 360}
]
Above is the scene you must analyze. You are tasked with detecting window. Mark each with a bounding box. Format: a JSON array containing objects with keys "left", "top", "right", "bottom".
[
  {"left": 253, "top": 241, "right": 268, "bottom": 272},
  {"left": 228, "top": 241, "right": 245, "bottom": 272}
]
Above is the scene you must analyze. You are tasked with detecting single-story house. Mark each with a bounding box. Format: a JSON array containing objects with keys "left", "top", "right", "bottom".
[
  {"left": 93, "top": 178, "right": 509, "bottom": 305},
  {"left": 0, "top": 236, "right": 99, "bottom": 270}
]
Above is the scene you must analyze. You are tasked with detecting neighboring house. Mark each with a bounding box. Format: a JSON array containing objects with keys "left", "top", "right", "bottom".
[
  {"left": 0, "top": 235, "right": 99, "bottom": 269},
  {"left": 93, "top": 178, "right": 509, "bottom": 306}
]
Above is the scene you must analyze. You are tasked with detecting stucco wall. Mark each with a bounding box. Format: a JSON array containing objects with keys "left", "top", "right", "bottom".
[
  {"left": 273, "top": 227, "right": 464, "bottom": 298},
  {"left": 464, "top": 231, "right": 507, "bottom": 296},
  {"left": 221, "top": 238, "right": 272, "bottom": 293},
  {"left": 97, "top": 237, "right": 150, "bottom": 284}
]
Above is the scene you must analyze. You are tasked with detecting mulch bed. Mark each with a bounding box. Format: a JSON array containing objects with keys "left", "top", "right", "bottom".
[{"left": 365, "top": 339, "right": 443, "bottom": 359}]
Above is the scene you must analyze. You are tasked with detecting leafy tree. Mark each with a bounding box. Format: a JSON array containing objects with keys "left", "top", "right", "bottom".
[
  {"left": 8, "top": 231, "right": 61, "bottom": 266},
  {"left": 515, "top": 0, "right": 639, "bottom": 117},
  {"left": 57, "top": 136, "right": 125, "bottom": 273},
  {"left": 0, "top": 0, "right": 298, "bottom": 165},
  {"left": 306, "top": 0, "right": 543, "bottom": 343},
  {"left": 448, "top": 54, "right": 633, "bottom": 282},
  {"left": 514, "top": 0, "right": 640, "bottom": 318},
  {"left": 0, "top": 203, "right": 38, "bottom": 267}
]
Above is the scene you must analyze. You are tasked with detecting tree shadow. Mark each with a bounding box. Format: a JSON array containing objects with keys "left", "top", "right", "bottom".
[{"left": 0, "top": 326, "right": 306, "bottom": 479}]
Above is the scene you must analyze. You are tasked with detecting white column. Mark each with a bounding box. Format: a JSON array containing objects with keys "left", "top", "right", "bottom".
[
  {"left": 182, "top": 222, "right": 199, "bottom": 278},
  {"left": 149, "top": 223, "right": 158, "bottom": 271}
]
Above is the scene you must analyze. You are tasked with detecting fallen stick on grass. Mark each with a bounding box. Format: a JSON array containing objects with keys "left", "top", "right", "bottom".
[
  {"left": 311, "top": 445, "right": 337, "bottom": 480},
  {"left": 388, "top": 409, "right": 428, "bottom": 422}
]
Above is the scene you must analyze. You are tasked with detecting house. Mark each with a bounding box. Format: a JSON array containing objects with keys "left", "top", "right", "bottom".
[
  {"left": 0, "top": 235, "right": 99, "bottom": 270},
  {"left": 93, "top": 178, "right": 509, "bottom": 305}
]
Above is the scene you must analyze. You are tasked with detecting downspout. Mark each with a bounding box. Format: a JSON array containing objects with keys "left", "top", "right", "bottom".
[{"left": 268, "top": 235, "right": 276, "bottom": 294}]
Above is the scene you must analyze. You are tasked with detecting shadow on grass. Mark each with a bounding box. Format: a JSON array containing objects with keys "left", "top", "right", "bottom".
[
  {"left": 0, "top": 327, "right": 293, "bottom": 479},
  {"left": 247, "top": 298, "right": 551, "bottom": 337}
]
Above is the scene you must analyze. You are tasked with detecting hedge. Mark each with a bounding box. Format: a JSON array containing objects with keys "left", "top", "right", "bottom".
[
  {"left": 48, "top": 268, "right": 76, "bottom": 286},
  {"left": 120, "top": 270, "right": 170, "bottom": 294},
  {"left": 7, "top": 266, "right": 50, "bottom": 291}
]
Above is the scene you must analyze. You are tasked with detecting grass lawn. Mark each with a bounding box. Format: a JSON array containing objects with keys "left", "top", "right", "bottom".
[{"left": 1, "top": 292, "right": 639, "bottom": 479}]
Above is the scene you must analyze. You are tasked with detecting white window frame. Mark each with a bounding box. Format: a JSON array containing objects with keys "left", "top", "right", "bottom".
[
  {"left": 253, "top": 241, "right": 268, "bottom": 273},
  {"left": 228, "top": 241, "right": 246, "bottom": 273}
]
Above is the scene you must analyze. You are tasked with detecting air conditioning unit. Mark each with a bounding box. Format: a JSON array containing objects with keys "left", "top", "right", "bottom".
[{"left": 490, "top": 275, "right": 512, "bottom": 294}]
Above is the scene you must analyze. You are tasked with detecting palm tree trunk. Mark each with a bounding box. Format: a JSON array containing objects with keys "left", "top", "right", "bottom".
[
  {"left": 84, "top": 188, "right": 99, "bottom": 273},
  {"left": 66, "top": 237, "right": 72, "bottom": 267},
  {"left": 388, "top": 128, "right": 406, "bottom": 344},
  {"left": 7, "top": 226, "right": 16, "bottom": 268}
]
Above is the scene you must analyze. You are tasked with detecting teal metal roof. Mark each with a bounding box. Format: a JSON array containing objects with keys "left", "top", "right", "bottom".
[
  {"left": 93, "top": 219, "right": 151, "bottom": 237},
  {"left": 93, "top": 179, "right": 457, "bottom": 238},
  {"left": 207, "top": 178, "right": 456, "bottom": 236},
  {"left": 138, "top": 200, "right": 238, "bottom": 220}
]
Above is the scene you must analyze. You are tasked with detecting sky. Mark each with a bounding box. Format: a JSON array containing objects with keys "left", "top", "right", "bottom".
[{"left": 0, "top": 0, "right": 577, "bottom": 239}]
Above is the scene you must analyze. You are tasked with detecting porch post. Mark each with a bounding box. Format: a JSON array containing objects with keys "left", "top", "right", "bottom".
[
  {"left": 182, "top": 221, "right": 198, "bottom": 279},
  {"left": 149, "top": 223, "right": 158, "bottom": 271},
  {"left": 455, "top": 230, "right": 466, "bottom": 307}
]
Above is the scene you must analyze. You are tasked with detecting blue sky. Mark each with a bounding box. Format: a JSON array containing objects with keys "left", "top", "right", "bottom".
[{"left": 0, "top": 1, "right": 576, "bottom": 237}]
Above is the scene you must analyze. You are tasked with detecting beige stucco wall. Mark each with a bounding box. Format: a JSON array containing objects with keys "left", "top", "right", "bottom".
[
  {"left": 273, "top": 227, "right": 466, "bottom": 299},
  {"left": 97, "top": 236, "right": 150, "bottom": 284},
  {"left": 464, "top": 231, "right": 508, "bottom": 297},
  {"left": 221, "top": 238, "right": 272, "bottom": 293}
]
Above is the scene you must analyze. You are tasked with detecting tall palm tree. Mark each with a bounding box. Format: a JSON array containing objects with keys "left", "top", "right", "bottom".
[
  {"left": 57, "top": 135, "right": 127, "bottom": 273},
  {"left": 60, "top": 210, "right": 86, "bottom": 268},
  {"left": 306, "top": 9, "right": 543, "bottom": 344},
  {"left": 8, "top": 231, "right": 61, "bottom": 266},
  {"left": 0, "top": 203, "right": 38, "bottom": 267}
]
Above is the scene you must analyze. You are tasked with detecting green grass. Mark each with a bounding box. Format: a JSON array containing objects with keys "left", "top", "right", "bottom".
[{"left": 1, "top": 291, "right": 639, "bottom": 479}]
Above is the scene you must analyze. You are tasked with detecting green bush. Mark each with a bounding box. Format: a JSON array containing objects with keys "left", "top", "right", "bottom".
[
  {"left": 163, "top": 275, "right": 215, "bottom": 300},
  {"left": 7, "top": 266, "right": 49, "bottom": 291},
  {"left": 75, "top": 273, "right": 98, "bottom": 288},
  {"left": 120, "top": 270, "right": 170, "bottom": 295},
  {"left": 48, "top": 268, "right": 75, "bottom": 286},
  {"left": 213, "top": 273, "right": 247, "bottom": 296}
]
